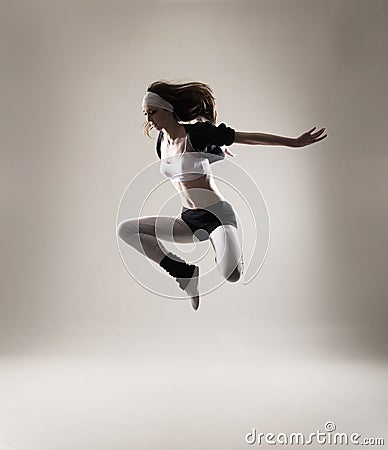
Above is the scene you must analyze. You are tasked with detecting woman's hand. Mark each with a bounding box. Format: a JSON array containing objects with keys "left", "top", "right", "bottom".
[
  {"left": 223, "top": 147, "right": 236, "bottom": 157},
  {"left": 293, "top": 127, "right": 327, "bottom": 148}
]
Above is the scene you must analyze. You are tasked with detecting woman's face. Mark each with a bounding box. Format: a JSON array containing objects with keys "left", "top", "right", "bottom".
[{"left": 143, "top": 106, "right": 171, "bottom": 131}]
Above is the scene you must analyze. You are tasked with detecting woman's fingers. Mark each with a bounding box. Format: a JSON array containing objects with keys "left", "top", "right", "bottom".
[
  {"left": 314, "top": 134, "right": 328, "bottom": 143},
  {"left": 294, "top": 127, "right": 328, "bottom": 147},
  {"left": 296, "top": 127, "right": 328, "bottom": 147},
  {"left": 310, "top": 127, "right": 326, "bottom": 137},
  {"left": 306, "top": 128, "right": 322, "bottom": 136}
]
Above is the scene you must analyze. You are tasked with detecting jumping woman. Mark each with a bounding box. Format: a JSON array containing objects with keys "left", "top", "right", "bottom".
[{"left": 117, "top": 80, "right": 327, "bottom": 311}]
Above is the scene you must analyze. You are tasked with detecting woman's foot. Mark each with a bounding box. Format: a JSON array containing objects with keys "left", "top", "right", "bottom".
[
  {"left": 159, "top": 252, "right": 200, "bottom": 310},
  {"left": 178, "top": 265, "right": 200, "bottom": 310}
]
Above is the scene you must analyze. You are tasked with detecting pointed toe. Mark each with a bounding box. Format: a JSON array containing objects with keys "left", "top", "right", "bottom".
[
  {"left": 183, "top": 266, "right": 200, "bottom": 310},
  {"left": 191, "top": 295, "right": 200, "bottom": 311}
]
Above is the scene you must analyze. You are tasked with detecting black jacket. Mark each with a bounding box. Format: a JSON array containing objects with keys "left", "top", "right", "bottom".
[{"left": 156, "top": 121, "right": 235, "bottom": 164}]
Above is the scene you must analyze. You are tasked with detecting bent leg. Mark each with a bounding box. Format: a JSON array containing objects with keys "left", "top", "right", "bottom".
[
  {"left": 117, "top": 215, "right": 195, "bottom": 264},
  {"left": 210, "top": 225, "right": 244, "bottom": 282}
]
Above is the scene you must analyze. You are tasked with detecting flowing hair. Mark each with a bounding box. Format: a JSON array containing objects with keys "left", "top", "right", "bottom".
[{"left": 143, "top": 80, "right": 218, "bottom": 138}]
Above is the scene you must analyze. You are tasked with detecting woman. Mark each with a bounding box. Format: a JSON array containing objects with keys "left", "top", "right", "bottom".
[{"left": 117, "top": 80, "right": 327, "bottom": 311}]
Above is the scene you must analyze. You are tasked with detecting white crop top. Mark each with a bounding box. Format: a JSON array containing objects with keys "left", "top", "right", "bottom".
[{"left": 160, "top": 135, "right": 212, "bottom": 183}]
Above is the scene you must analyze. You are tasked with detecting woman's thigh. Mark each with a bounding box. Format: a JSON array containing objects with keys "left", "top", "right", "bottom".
[
  {"left": 209, "top": 225, "right": 244, "bottom": 280},
  {"left": 126, "top": 215, "right": 195, "bottom": 244}
]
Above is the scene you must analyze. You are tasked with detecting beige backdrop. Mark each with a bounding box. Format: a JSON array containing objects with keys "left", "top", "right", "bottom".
[{"left": 1, "top": 1, "right": 387, "bottom": 449}]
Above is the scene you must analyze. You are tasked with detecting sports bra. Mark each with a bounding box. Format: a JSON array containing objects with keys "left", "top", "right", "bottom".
[{"left": 160, "top": 135, "right": 212, "bottom": 183}]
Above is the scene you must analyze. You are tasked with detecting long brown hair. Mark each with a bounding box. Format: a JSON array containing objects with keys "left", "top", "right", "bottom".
[{"left": 143, "top": 80, "right": 218, "bottom": 138}]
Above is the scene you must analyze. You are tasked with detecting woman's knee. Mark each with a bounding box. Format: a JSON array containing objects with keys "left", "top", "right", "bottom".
[
  {"left": 217, "top": 260, "right": 243, "bottom": 282},
  {"left": 117, "top": 219, "right": 139, "bottom": 242},
  {"left": 226, "top": 265, "right": 243, "bottom": 283}
]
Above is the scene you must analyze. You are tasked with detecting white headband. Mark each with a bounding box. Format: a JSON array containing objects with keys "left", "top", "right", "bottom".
[{"left": 142, "top": 91, "right": 174, "bottom": 113}]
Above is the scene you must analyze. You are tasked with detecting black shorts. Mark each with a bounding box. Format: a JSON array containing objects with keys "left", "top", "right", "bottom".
[{"left": 181, "top": 200, "right": 238, "bottom": 241}]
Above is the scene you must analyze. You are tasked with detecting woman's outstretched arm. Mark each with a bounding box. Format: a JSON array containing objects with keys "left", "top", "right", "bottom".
[{"left": 233, "top": 126, "right": 327, "bottom": 148}]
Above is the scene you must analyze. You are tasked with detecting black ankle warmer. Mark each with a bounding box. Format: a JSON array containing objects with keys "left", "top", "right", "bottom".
[{"left": 159, "top": 252, "right": 196, "bottom": 290}]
